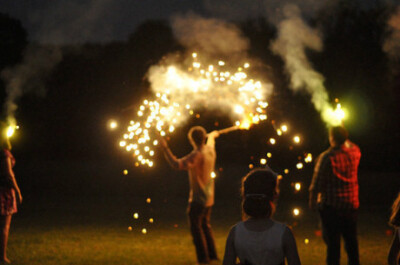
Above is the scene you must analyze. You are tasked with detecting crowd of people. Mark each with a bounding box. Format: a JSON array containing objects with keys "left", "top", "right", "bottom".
[
  {"left": 0, "top": 123, "right": 398, "bottom": 264},
  {"left": 159, "top": 125, "right": 399, "bottom": 265}
]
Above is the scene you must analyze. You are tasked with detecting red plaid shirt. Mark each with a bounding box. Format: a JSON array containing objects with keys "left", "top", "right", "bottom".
[{"left": 309, "top": 141, "right": 361, "bottom": 210}]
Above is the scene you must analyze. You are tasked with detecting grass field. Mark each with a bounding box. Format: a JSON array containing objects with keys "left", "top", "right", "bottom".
[{"left": 6, "top": 194, "right": 395, "bottom": 265}]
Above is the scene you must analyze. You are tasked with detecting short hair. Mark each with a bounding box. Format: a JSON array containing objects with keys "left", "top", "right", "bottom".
[
  {"left": 188, "top": 126, "right": 207, "bottom": 147},
  {"left": 329, "top": 126, "right": 348, "bottom": 145},
  {"left": 389, "top": 193, "right": 400, "bottom": 228},
  {"left": 241, "top": 169, "right": 279, "bottom": 219}
]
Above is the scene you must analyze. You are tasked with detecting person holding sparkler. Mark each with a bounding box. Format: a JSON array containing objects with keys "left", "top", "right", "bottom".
[
  {"left": 309, "top": 126, "right": 361, "bottom": 265},
  {"left": 159, "top": 126, "right": 220, "bottom": 265},
  {"left": 0, "top": 123, "right": 22, "bottom": 264},
  {"left": 388, "top": 192, "right": 400, "bottom": 265},
  {"left": 222, "top": 168, "right": 301, "bottom": 265}
]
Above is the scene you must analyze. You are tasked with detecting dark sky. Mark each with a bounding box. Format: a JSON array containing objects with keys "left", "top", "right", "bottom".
[{"left": 0, "top": 0, "right": 392, "bottom": 44}]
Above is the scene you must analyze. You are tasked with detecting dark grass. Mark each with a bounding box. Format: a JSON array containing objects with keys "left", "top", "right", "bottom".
[{"left": 7, "top": 161, "right": 399, "bottom": 264}]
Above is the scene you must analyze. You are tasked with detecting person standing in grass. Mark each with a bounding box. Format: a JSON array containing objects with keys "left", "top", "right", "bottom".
[
  {"left": 223, "top": 168, "right": 301, "bottom": 265},
  {"left": 388, "top": 192, "right": 400, "bottom": 265},
  {"left": 159, "top": 126, "right": 220, "bottom": 265},
  {"left": 309, "top": 126, "right": 361, "bottom": 265},
  {"left": 0, "top": 124, "right": 22, "bottom": 264}
]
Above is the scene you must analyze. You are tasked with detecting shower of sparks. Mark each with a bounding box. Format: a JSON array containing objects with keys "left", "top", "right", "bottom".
[{"left": 119, "top": 52, "right": 271, "bottom": 167}]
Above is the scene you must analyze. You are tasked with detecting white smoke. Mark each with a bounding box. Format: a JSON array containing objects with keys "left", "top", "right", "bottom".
[
  {"left": 1, "top": 46, "right": 63, "bottom": 126},
  {"left": 171, "top": 14, "right": 250, "bottom": 55},
  {"left": 270, "top": 4, "right": 338, "bottom": 125},
  {"left": 383, "top": 6, "right": 400, "bottom": 59}
]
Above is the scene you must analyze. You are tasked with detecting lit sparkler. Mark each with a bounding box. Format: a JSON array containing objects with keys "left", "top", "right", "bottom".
[{"left": 119, "top": 53, "right": 271, "bottom": 167}]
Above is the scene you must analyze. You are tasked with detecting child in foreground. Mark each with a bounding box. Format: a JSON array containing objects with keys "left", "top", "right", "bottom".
[
  {"left": 388, "top": 192, "right": 400, "bottom": 265},
  {"left": 223, "top": 169, "right": 301, "bottom": 265}
]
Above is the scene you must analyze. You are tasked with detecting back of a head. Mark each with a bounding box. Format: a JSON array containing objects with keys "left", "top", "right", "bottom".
[
  {"left": 241, "top": 169, "right": 278, "bottom": 219},
  {"left": 330, "top": 126, "right": 348, "bottom": 146},
  {"left": 188, "top": 126, "right": 207, "bottom": 147}
]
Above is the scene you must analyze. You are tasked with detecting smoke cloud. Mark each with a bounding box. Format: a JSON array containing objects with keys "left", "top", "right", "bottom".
[
  {"left": 1, "top": 46, "right": 62, "bottom": 126},
  {"left": 383, "top": 6, "right": 400, "bottom": 59},
  {"left": 171, "top": 14, "right": 250, "bottom": 55},
  {"left": 270, "top": 4, "right": 338, "bottom": 126}
]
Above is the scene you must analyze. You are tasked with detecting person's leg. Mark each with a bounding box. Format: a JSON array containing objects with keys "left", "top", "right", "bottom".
[
  {"left": 188, "top": 203, "right": 209, "bottom": 264},
  {"left": 320, "top": 207, "right": 341, "bottom": 265},
  {"left": 340, "top": 210, "right": 360, "bottom": 265},
  {"left": 201, "top": 206, "right": 218, "bottom": 261},
  {"left": 0, "top": 214, "right": 12, "bottom": 263}
]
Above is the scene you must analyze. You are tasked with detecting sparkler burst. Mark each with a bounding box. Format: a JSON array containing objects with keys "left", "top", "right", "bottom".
[{"left": 119, "top": 53, "right": 272, "bottom": 167}]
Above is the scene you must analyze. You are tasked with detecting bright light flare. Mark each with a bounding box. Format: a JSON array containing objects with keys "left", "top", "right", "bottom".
[{"left": 293, "top": 208, "right": 300, "bottom": 216}]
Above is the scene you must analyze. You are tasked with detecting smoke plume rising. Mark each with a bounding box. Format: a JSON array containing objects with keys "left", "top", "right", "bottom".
[
  {"left": 270, "top": 4, "right": 338, "bottom": 126},
  {"left": 171, "top": 14, "right": 250, "bottom": 55},
  {"left": 1, "top": 46, "right": 62, "bottom": 127},
  {"left": 383, "top": 6, "right": 400, "bottom": 59}
]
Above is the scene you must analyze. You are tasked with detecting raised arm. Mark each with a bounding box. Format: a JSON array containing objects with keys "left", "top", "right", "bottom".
[
  {"left": 388, "top": 228, "right": 400, "bottom": 265},
  {"left": 206, "top": 130, "right": 220, "bottom": 147},
  {"left": 158, "top": 137, "right": 180, "bottom": 170},
  {"left": 283, "top": 226, "right": 301, "bottom": 265}
]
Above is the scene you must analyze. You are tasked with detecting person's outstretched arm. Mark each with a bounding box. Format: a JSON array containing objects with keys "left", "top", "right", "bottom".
[
  {"left": 283, "top": 226, "right": 301, "bottom": 265},
  {"left": 159, "top": 137, "right": 180, "bottom": 170},
  {"left": 206, "top": 130, "right": 219, "bottom": 147},
  {"left": 223, "top": 226, "right": 237, "bottom": 265},
  {"left": 388, "top": 228, "right": 400, "bottom": 265}
]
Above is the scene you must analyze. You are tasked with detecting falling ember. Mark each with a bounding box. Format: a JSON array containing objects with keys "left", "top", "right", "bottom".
[
  {"left": 276, "top": 129, "right": 283, "bottom": 136},
  {"left": 211, "top": 171, "right": 217, "bottom": 179},
  {"left": 109, "top": 120, "right": 118, "bottom": 130},
  {"left": 293, "top": 208, "right": 300, "bottom": 216},
  {"left": 296, "top": 162, "right": 303, "bottom": 169},
  {"left": 123, "top": 169, "right": 128, "bottom": 175},
  {"left": 141, "top": 228, "right": 147, "bottom": 234},
  {"left": 281, "top": 124, "right": 288, "bottom": 132},
  {"left": 294, "top": 182, "right": 301, "bottom": 191},
  {"left": 284, "top": 169, "right": 289, "bottom": 174},
  {"left": 269, "top": 138, "right": 276, "bottom": 145},
  {"left": 128, "top": 226, "right": 133, "bottom": 231},
  {"left": 118, "top": 53, "right": 272, "bottom": 167},
  {"left": 249, "top": 164, "right": 254, "bottom": 169},
  {"left": 267, "top": 153, "right": 272, "bottom": 158},
  {"left": 146, "top": 198, "right": 151, "bottom": 204},
  {"left": 304, "top": 153, "right": 312, "bottom": 163},
  {"left": 304, "top": 238, "right": 309, "bottom": 244},
  {"left": 149, "top": 218, "right": 154, "bottom": 223},
  {"left": 260, "top": 158, "right": 267, "bottom": 165},
  {"left": 133, "top": 213, "right": 139, "bottom": 219},
  {"left": 293, "top": 136, "right": 301, "bottom": 144}
]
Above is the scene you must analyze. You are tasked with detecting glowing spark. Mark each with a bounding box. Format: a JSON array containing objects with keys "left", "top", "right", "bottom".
[
  {"left": 133, "top": 213, "right": 139, "bottom": 219},
  {"left": 269, "top": 138, "right": 276, "bottom": 145},
  {"left": 267, "top": 153, "right": 272, "bottom": 158},
  {"left": 293, "top": 208, "right": 300, "bottom": 216},
  {"left": 149, "top": 218, "right": 154, "bottom": 223},
  {"left": 304, "top": 238, "right": 309, "bottom": 244},
  {"left": 304, "top": 153, "right": 312, "bottom": 163},
  {"left": 249, "top": 164, "right": 254, "bottom": 169},
  {"left": 284, "top": 169, "right": 289, "bottom": 174},
  {"left": 260, "top": 158, "right": 267, "bottom": 165},
  {"left": 146, "top": 198, "right": 151, "bottom": 204},
  {"left": 119, "top": 141, "right": 127, "bottom": 147},
  {"left": 296, "top": 162, "right": 303, "bottom": 169},
  {"left": 293, "top": 136, "right": 301, "bottom": 144},
  {"left": 192, "top": 53, "right": 197, "bottom": 58},
  {"left": 294, "top": 182, "right": 301, "bottom": 191},
  {"left": 141, "top": 228, "right": 147, "bottom": 234},
  {"left": 128, "top": 226, "right": 132, "bottom": 231},
  {"left": 244, "top": 63, "right": 250, "bottom": 68},
  {"left": 277, "top": 129, "right": 282, "bottom": 136},
  {"left": 123, "top": 170, "right": 128, "bottom": 175},
  {"left": 109, "top": 120, "right": 118, "bottom": 129},
  {"left": 281, "top": 124, "right": 288, "bottom": 132},
  {"left": 211, "top": 171, "right": 217, "bottom": 179},
  {"left": 6, "top": 126, "right": 15, "bottom": 138}
]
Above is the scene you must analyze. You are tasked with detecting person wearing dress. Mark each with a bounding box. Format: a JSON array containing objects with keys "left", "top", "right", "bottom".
[{"left": 0, "top": 124, "right": 22, "bottom": 264}]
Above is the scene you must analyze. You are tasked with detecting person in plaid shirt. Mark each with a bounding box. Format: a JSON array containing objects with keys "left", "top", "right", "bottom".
[{"left": 309, "top": 126, "right": 361, "bottom": 265}]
